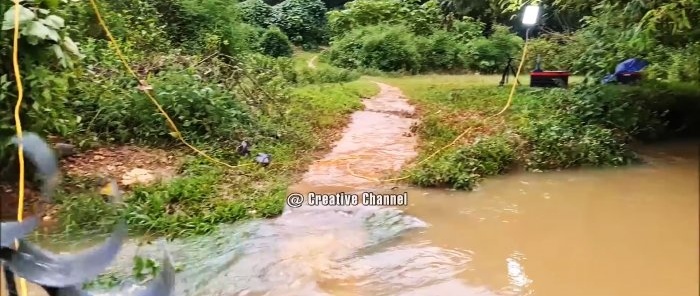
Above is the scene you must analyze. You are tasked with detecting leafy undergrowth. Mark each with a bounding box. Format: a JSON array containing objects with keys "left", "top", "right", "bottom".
[
  {"left": 376, "top": 75, "right": 700, "bottom": 190},
  {"left": 48, "top": 76, "right": 378, "bottom": 239}
]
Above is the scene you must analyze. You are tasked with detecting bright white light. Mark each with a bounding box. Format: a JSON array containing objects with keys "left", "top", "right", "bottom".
[{"left": 522, "top": 5, "right": 540, "bottom": 26}]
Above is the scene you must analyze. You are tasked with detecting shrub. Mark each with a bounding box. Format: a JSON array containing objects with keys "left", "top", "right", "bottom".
[
  {"left": 259, "top": 27, "right": 294, "bottom": 57},
  {"left": 327, "top": 25, "right": 421, "bottom": 72},
  {"left": 524, "top": 33, "right": 587, "bottom": 72},
  {"left": 416, "top": 30, "right": 469, "bottom": 72},
  {"left": 327, "top": 0, "right": 406, "bottom": 38},
  {"left": 511, "top": 81, "right": 700, "bottom": 169},
  {"left": 156, "top": 0, "right": 258, "bottom": 55},
  {"left": 239, "top": 0, "right": 274, "bottom": 27},
  {"left": 410, "top": 136, "right": 517, "bottom": 190},
  {"left": 645, "top": 42, "right": 700, "bottom": 83},
  {"left": 452, "top": 17, "right": 486, "bottom": 42},
  {"left": 270, "top": 0, "right": 328, "bottom": 47},
  {"left": 73, "top": 72, "right": 259, "bottom": 145},
  {"left": 464, "top": 25, "right": 523, "bottom": 73},
  {"left": 296, "top": 66, "right": 361, "bottom": 84},
  {"left": 611, "top": 81, "right": 700, "bottom": 139},
  {"left": 327, "top": 0, "right": 442, "bottom": 38},
  {"left": 519, "top": 116, "right": 634, "bottom": 170}
]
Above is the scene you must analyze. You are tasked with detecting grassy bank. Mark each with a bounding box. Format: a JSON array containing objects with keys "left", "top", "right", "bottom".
[
  {"left": 374, "top": 75, "right": 700, "bottom": 190},
  {"left": 51, "top": 74, "right": 378, "bottom": 239}
]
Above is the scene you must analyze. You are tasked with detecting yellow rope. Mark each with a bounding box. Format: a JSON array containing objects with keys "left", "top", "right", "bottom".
[
  {"left": 87, "top": 0, "right": 251, "bottom": 170},
  {"left": 495, "top": 35, "right": 530, "bottom": 116},
  {"left": 10, "top": 0, "right": 29, "bottom": 294}
]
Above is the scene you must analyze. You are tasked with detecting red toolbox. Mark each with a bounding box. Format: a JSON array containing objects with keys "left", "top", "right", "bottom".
[{"left": 530, "top": 71, "right": 570, "bottom": 88}]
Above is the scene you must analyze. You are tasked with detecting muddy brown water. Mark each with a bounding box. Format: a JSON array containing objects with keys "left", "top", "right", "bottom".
[{"left": 3, "top": 83, "right": 698, "bottom": 296}]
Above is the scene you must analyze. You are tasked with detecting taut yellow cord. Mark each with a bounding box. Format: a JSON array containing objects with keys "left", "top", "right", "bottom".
[{"left": 10, "top": 0, "right": 29, "bottom": 294}]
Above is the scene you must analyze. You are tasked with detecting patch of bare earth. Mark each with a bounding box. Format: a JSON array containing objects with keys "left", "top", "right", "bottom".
[
  {"left": 0, "top": 184, "right": 43, "bottom": 221},
  {"left": 60, "top": 146, "right": 182, "bottom": 189}
]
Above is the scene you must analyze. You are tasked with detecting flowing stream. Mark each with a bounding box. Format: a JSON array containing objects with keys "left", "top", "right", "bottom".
[{"left": 5, "top": 83, "right": 698, "bottom": 296}]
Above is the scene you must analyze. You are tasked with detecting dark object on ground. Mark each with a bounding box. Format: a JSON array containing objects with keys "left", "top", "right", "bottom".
[
  {"left": 54, "top": 143, "right": 77, "bottom": 158},
  {"left": 498, "top": 57, "right": 522, "bottom": 87},
  {"left": 602, "top": 58, "right": 648, "bottom": 84},
  {"left": 236, "top": 141, "right": 250, "bottom": 156},
  {"left": 530, "top": 71, "right": 570, "bottom": 88},
  {"left": 255, "top": 153, "right": 271, "bottom": 167},
  {"left": 9, "top": 133, "right": 59, "bottom": 201},
  {"left": 0, "top": 217, "right": 39, "bottom": 247},
  {"left": 616, "top": 72, "right": 642, "bottom": 84},
  {"left": 0, "top": 222, "right": 126, "bottom": 287}
]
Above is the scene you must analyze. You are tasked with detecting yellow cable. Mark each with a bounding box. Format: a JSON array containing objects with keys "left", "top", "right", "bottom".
[
  {"left": 11, "top": 0, "right": 29, "bottom": 294},
  {"left": 496, "top": 37, "right": 530, "bottom": 116},
  {"left": 87, "top": 0, "right": 249, "bottom": 170}
]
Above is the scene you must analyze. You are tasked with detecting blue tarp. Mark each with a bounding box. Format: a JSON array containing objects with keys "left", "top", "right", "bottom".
[{"left": 601, "top": 58, "right": 649, "bottom": 84}]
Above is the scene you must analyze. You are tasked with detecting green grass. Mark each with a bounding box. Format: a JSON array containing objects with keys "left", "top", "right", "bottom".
[{"left": 292, "top": 50, "right": 319, "bottom": 69}]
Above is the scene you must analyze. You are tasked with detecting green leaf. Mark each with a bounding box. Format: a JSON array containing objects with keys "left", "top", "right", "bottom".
[
  {"left": 52, "top": 44, "right": 68, "bottom": 68},
  {"left": 22, "top": 21, "right": 60, "bottom": 41},
  {"left": 44, "top": 0, "right": 61, "bottom": 10},
  {"left": 2, "top": 5, "right": 36, "bottom": 30},
  {"left": 62, "top": 36, "right": 84, "bottom": 58},
  {"left": 41, "top": 15, "right": 64, "bottom": 29}
]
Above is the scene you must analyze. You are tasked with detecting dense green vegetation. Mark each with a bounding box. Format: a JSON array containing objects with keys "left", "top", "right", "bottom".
[{"left": 1, "top": 0, "right": 698, "bottom": 239}]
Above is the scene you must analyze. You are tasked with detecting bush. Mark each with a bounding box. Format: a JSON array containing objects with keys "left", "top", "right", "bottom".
[
  {"left": 512, "top": 81, "right": 700, "bottom": 169},
  {"left": 239, "top": 0, "right": 274, "bottom": 27},
  {"left": 259, "top": 27, "right": 294, "bottom": 57},
  {"left": 271, "top": 0, "right": 328, "bottom": 47},
  {"left": 72, "top": 71, "right": 259, "bottom": 145},
  {"left": 645, "top": 42, "right": 700, "bottom": 83},
  {"left": 464, "top": 25, "right": 523, "bottom": 73},
  {"left": 524, "top": 33, "right": 587, "bottom": 72},
  {"left": 416, "top": 30, "right": 469, "bottom": 72},
  {"left": 327, "top": 0, "right": 442, "bottom": 38},
  {"left": 410, "top": 136, "right": 517, "bottom": 190},
  {"left": 519, "top": 116, "right": 634, "bottom": 170},
  {"left": 452, "top": 17, "right": 486, "bottom": 43},
  {"left": 296, "top": 66, "right": 361, "bottom": 84},
  {"left": 611, "top": 81, "right": 700, "bottom": 139},
  {"left": 327, "top": 25, "right": 421, "bottom": 72}
]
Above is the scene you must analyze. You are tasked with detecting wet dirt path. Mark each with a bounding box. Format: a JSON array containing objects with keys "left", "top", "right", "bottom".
[{"left": 291, "top": 82, "right": 418, "bottom": 192}]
